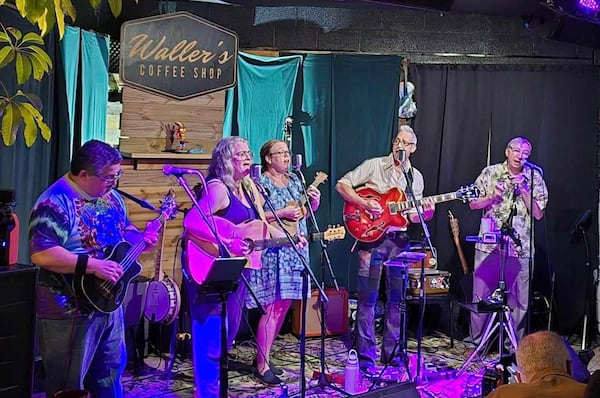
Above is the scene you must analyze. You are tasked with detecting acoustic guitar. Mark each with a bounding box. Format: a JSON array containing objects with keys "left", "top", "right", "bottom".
[
  {"left": 144, "top": 192, "right": 181, "bottom": 325},
  {"left": 185, "top": 223, "right": 346, "bottom": 285},
  {"left": 448, "top": 210, "right": 473, "bottom": 301},
  {"left": 73, "top": 191, "right": 177, "bottom": 313},
  {"left": 279, "top": 171, "right": 328, "bottom": 235},
  {"left": 342, "top": 184, "right": 480, "bottom": 242}
]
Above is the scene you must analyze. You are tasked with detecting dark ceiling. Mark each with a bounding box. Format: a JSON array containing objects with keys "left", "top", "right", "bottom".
[{"left": 218, "top": 0, "right": 543, "bottom": 17}]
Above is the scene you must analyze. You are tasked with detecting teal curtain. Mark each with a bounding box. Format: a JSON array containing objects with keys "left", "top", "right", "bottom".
[
  {"left": 61, "top": 26, "right": 80, "bottom": 155},
  {"left": 81, "top": 30, "right": 109, "bottom": 143},
  {"left": 223, "top": 51, "right": 303, "bottom": 158}
]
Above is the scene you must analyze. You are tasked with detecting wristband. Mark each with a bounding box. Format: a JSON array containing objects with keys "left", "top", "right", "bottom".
[{"left": 76, "top": 254, "right": 88, "bottom": 276}]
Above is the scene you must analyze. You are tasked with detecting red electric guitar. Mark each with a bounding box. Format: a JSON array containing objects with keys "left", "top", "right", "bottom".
[{"left": 342, "top": 185, "right": 480, "bottom": 242}]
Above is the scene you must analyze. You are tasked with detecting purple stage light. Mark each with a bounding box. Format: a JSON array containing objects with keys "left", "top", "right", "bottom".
[{"left": 579, "top": 0, "right": 600, "bottom": 11}]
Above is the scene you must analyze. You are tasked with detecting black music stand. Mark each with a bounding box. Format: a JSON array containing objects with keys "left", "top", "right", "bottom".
[
  {"left": 379, "top": 251, "right": 426, "bottom": 381},
  {"left": 198, "top": 257, "right": 248, "bottom": 398}
]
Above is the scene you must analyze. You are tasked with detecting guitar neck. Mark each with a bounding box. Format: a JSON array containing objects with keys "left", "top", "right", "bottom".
[
  {"left": 454, "top": 235, "right": 470, "bottom": 275},
  {"left": 153, "top": 224, "right": 167, "bottom": 281},
  {"left": 253, "top": 231, "right": 326, "bottom": 251},
  {"left": 394, "top": 192, "right": 458, "bottom": 212}
]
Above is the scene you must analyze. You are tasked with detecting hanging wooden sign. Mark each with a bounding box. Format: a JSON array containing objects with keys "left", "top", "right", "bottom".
[{"left": 120, "top": 11, "right": 238, "bottom": 100}]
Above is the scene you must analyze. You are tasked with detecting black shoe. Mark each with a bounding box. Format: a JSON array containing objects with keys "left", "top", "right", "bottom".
[
  {"left": 255, "top": 369, "right": 282, "bottom": 385},
  {"left": 252, "top": 358, "right": 284, "bottom": 376}
]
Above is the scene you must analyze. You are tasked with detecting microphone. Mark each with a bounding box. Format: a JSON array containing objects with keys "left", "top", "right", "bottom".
[
  {"left": 250, "top": 163, "right": 262, "bottom": 183},
  {"left": 292, "top": 153, "right": 303, "bottom": 171},
  {"left": 250, "top": 164, "right": 270, "bottom": 196},
  {"left": 397, "top": 149, "right": 407, "bottom": 163},
  {"left": 522, "top": 160, "right": 544, "bottom": 175},
  {"left": 162, "top": 164, "right": 200, "bottom": 176}
]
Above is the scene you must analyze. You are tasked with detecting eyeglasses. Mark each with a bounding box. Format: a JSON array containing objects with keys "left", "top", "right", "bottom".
[
  {"left": 393, "top": 138, "right": 416, "bottom": 147},
  {"left": 269, "top": 150, "right": 290, "bottom": 157},
  {"left": 233, "top": 150, "right": 253, "bottom": 160},
  {"left": 95, "top": 170, "right": 123, "bottom": 183},
  {"left": 508, "top": 146, "right": 531, "bottom": 158}
]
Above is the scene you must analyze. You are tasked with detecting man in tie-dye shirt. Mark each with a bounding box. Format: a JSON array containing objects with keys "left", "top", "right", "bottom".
[{"left": 29, "top": 140, "right": 158, "bottom": 398}]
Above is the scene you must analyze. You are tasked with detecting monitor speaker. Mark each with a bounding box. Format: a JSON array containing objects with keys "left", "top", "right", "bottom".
[
  {"left": 0, "top": 264, "right": 38, "bottom": 398},
  {"left": 292, "top": 288, "right": 348, "bottom": 337}
]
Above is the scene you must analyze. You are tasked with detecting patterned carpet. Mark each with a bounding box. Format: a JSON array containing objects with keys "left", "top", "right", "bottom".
[{"left": 122, "top": 332, "right": 501, "bottom": 398}]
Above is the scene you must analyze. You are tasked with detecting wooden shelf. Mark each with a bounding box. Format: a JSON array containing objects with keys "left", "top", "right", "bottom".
[{"left": 121, "top": 152, "right": 212, "bottom": 160}]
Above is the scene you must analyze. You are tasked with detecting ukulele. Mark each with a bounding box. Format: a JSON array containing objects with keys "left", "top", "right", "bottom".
[{"left": 279, "top": 171, "right": 328, "bottom": 235}]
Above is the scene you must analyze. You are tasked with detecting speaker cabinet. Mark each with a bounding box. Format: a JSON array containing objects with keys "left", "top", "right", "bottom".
[
  {"left": 292, "top": 288, "right": 348, "bottom": 337},
  {"left": 0, "top": 264, "right": 38, "bottom": 398},
  {"left": 525, "top": 5, "right": 600, "bottom": 49}
]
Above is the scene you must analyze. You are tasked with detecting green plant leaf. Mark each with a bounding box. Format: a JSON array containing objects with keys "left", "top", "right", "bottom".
[
  {"left": 107, "top": 0, "right": 122, "bottom": 17},
  {"left": 1, "top": 103, "right": 22, "bottom": 146},
  {"left": 53, "top": 0, "right": 66, "bottom": 38},
  {"left": 26, "top": 104, "right": 51, "bottom": 142},
  {"left": 28, "top": 51, "right": 49, "bottom": 80},
  {"left": 89, "top": 0, "right": 101, "bottom": 9},
  {"left": 17, "top": 103, "right": 37, "bottom": 147},
  {"left": 16, "top": 53, "right": 33, "bottom": 84},
  {"left": 0, "top": 32, "right": 11, "bottom": 43},
  {"left": 60, "top": 0, "right": 77, "bottom": 22},
  {"left": 20, "top": 92, "right": 43, "bottom": 110},
  {"left": 28, "top": 45, "right": 53, "bottom": 69},
  {"left": 0, "top": 46, "right": 14, "bottom": 68},
  {"left": 6, "top": 27, "right": 22, "bottom": 41},
  {"left": 0, "top": 0, "right": 7, "bottom": 6},
  {"left": 22, "top": 32, "right": 45, "bottom": 45},
  {"left": 37, "top": 1, "right": 56, "bottom": 37},
  {"left": 22, "top": 0, "right": 49, "bottom": 23}
]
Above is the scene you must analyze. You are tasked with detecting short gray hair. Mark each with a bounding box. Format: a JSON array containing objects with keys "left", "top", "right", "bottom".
[
  {"left": 516, "top": 331, "right": 569, "bottom": 382},
  {"left": 398, "top": 125, "right": 417, "bottom": 145}
]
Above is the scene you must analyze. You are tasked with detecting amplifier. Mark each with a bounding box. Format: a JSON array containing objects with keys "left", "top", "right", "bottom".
[
  {"left": 407, "top": 269, "right": 450, "bottom": 296},
  {"left": 292, "top": 288, "right": 348, "bottom": 337}
]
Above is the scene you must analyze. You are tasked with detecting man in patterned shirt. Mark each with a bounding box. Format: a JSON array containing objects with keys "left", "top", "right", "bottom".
[
  {"left": 29, "top": 140, "right": 158, "bottom": 397},
  {"left": 469, "top": 137, "right": 548, "bottom": 342}
]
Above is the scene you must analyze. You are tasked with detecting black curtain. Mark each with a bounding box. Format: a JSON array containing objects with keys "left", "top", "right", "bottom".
[
  {"left": 0, "top": 7, "right": 71, "bottom": 264},
  {"left": 410, "top": 63, "right": 599, "bottom": 334}
]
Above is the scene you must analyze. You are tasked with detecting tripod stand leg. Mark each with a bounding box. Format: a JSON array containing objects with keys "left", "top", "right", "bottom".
[
  {"left": 504, "top": 311, "right": 519, "bottom": 352},
  {"left": 459, "top": 312, "right": 499, "bottom": 373}
]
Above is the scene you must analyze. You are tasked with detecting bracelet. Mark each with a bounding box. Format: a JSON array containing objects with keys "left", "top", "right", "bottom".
[{"left": 75, "top": 254, "right": 88, "bottom": 276}]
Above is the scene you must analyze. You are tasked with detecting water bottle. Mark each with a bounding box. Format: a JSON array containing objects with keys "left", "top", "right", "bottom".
[
  {"left": 344, "top": 349, "right": 360, "bottom": 394},
  {"left": 279, "top": 382, "right": 288, "bottom": 398}
]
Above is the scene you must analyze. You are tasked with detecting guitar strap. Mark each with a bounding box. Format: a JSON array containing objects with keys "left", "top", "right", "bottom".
[{"left": 243, "top": 182, "right": 268, "bottom": 224}]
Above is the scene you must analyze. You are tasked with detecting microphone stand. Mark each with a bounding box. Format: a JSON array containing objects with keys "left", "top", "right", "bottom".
[
  {"left": 294, "top": 166, "right": 347, "bottom": 396},
  {"left": 399, "top": 161, "right": 435, "bottom": 384},
  {"left": 171, "top": 172, "right": 265, "bottom": 398},
  {"left": 251, "top": 176, "right": 328, "bottom": 398}
]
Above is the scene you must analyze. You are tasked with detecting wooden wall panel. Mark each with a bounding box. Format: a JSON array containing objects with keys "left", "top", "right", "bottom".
[
  {"left": 120, "top": 86, "right": 225, "bottom": 155},
  {"left": 119, "top": 157, "right": 211, "bottom": 281}
]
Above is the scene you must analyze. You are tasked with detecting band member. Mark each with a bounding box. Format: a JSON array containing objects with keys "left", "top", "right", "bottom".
[
  {"left": 182, "top": 137, "right": 306, "bottom": 397},
  {"left": 469, "top": 137, "right": 548, "bottom": 341},
  {"left": 29, "top": 140, "right": 158, "bottom": 397},
  {"left": 335, "top": 125, "right": 434, "bottom": 372},
  {"left": 247, "top": 140, "right": 321, "bottom": 384}
]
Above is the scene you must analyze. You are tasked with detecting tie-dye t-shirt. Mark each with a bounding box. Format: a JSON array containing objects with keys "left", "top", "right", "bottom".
[{"left": 29, "top": 174, "right": 130, "bottom": 317}]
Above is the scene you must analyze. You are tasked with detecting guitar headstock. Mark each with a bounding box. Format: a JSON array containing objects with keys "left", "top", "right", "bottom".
[
  {"left": 323, "top": 225, "right": 346, "bottom": 242},
  {"left": 456, "top": 184, "right": 481, "bottom": 202},
  {"left": 447, "top": 210, "right": 460, "bottom": 239},
  {"left": 159, "top": 189, "right": 178, "bottom": 220},
  {"left": 313, "top": 171, "right": 328, "bottom": 187}
]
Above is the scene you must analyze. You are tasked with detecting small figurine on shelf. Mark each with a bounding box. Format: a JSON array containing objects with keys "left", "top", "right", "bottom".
[
  {"left": 174, "top": 122, "right": 188, "bottom": 152},
  {"left": 161, "top": 122, "right": 176, "bottom": 152}
]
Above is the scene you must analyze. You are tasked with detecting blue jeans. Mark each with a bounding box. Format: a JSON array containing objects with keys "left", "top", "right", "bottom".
[
  {"left": 355, "top": 237, "right": 408, "bottom": 369},
  {"left": 185, "top": 270, "right": 250, "bottom": 398},
  {"left": 37, "top": 309, "right": 126, "bottom": 398}
]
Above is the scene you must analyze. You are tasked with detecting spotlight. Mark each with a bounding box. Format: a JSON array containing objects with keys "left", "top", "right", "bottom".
[{"left": 579, "top": 0, "right": 600, "bottom": 12}]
